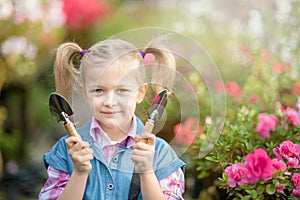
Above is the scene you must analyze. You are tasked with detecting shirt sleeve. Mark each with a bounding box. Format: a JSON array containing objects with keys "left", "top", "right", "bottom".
[
  {"left": 38, "top": 166, "right": 70, "bottom": 200},
  {"left": 159, "top": 168, "right": 185, "bottom": 200}
]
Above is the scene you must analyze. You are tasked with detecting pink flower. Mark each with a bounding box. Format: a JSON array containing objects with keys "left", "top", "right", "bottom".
[
  {"left": 292, "top": 173, "right": 300, "bottom": 188},
  {"left": 273, "top": 61, "right": 283, "bottom": 74},
  {"left": 271, "top": 158, "right": 286, "bottom": 172},
  {"left": 248, "top": 95, "right": 259, "bottom": 103},
  {"left": 205, "top": 116, "right": 212, "bottom": 125},
  {"left": 244, "top": 148, "right": 274, "bottom": 184},
  {"left": 292, "top": 173, "right": 300, "bottom": 197},
  {"left": 276, "top": 185, "right": 285, "bottom": 194},
  {"left": 261, "top": 48, "right": 270, "bottom": 61},
  {"left": 255, "top": 113, "right": 278, "bottom": 139},
  {"left": 293, "top": 84, "right": 300, "bottom": 96},
  {"left": 273, "top": 140, "right": 300, "bottom": 160},
  {"left": 287, "top": 157, "right": 300, "bottom": 168},
  {"left": 225, "top": 82, "right": 241, "bottom": 99},
  {"left": 62, "top": 0, "right": 110, "bottom": 30},
  {"left": 174, "top": 118, "right": 197, "bottom": 145},
  {"left": 283, "top": 107, "right": 300, "bottom": 126},
  {"left": 224, "top": 163, "right": 248, "bottom": 187},
  {"left": 213, "top": 80, "right": 224, "bottom": 92},
  {"left": 292, "top": 188, "right": 300, "bottom": 198}
]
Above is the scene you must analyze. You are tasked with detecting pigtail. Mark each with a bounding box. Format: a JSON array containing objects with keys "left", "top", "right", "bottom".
[
  {"left": 144, "top": 37, "right": 176, "bottom": 95},
  {"left": 54, "top": 42, "right": 82, "bottom": 103}
]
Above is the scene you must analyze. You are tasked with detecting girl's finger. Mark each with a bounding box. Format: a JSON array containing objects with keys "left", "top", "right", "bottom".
[
  {"left": 78, "top": 152, "right": 94, "bottom": 162},
  {"left": 65, "top": 136, "right": 80, "bottom": 149},
  {"left": 130, "top": 154, "right": 144, "bottom": 163},
  {"left": 76, "top": 147, "right": 93, "bottom": 157},
  {"left": 135, "top": 134, "right": 156, "bottom": 146},
  {"left": 131, "top": 149, "right": 144, "bottom": 156},
  {"left": 147, "top": 134, "right": 156, "bottom": 146}
]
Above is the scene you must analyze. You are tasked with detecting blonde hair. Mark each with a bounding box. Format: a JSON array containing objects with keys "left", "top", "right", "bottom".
[
  {"left": 144, "top": 36, "right": 176, "bottom": 94},
  {"left": 53, "top": 37, "right": 176, "bottom": 102}
]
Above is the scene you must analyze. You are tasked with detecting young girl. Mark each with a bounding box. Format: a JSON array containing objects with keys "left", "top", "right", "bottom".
[{"left": 38, "top": 38, "right": 185, "bottom": 200}]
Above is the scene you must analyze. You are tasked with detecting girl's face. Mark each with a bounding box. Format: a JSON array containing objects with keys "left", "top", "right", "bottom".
[{"left": 82, "top": 59, "right": 147, "bottom": 134}]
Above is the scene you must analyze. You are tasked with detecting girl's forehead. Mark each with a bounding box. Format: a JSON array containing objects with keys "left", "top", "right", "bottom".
[{"left": 84, "top": 59, "right": 140, "bottom": 84}]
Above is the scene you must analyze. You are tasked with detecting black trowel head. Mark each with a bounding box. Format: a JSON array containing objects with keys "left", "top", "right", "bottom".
[
  {"left": 49, "top": 93, "right": 73, "bottom": 122},
  {"left": 148, "top": 89, "right": 168, "bottom": 120}
]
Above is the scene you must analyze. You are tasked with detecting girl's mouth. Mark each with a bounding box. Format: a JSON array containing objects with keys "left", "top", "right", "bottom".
[{"left": 101, "top": 111, "right": 121, "bottom": 115}]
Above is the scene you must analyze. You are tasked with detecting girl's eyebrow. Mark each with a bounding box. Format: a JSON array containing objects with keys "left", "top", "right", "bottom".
[
  {"left": 91, "top": 84, "right": 133, "bottom": 89},
  {"left": 116, "top": 84, "right": 133, "bottom": 88}
]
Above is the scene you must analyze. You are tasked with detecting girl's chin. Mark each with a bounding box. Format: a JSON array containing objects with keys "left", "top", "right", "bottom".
[{"left": 98, "top": 118, "right": 129, "bottom": 129}]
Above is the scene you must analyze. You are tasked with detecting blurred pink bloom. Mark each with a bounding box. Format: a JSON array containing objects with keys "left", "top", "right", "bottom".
[
  {"left": 261, "top": 48, "right": 270, "bottom": 61},
  {"left": 213, "top": 80, "right": 224, "bottom": 92},
  {"left": 244, "top": 148, "right": 274, "bottom": 184},
  {"left": 276, "top": 185, "right": 285, "bottom": 194},
  {"left": 293, "top": 83, "right": 300, "bottom": 95},
  {"left": 62, "top": 0, "right": 110, "bottom": 30},
  {"left": 283, "top": 107, "right": 300, "bottom": 126},
  {"left": 225, "top": 82, "right": 241, "bottom": 99},
  {"left": 205, "top": 116, "right": 212, "bottom": 125},
  {"left": 174, "top": 118, "right": 197, "bottom": 145},
  {"left": 248, "top": 95, "right": 259, "bottom": 103},
  {"left": 287, "top": 157, "right": 300, "bottom": 169},
  {"left": 255, "top": 113, "right": 278, "bottom": 139},
  {"left": 292, "top": 189, "right": 300, "bottom": 198},
  {"left": 271, "top": 158, "right": 286, "bottom": 172},
  {"left": 292, "top": 173, "right": 300, "bottom": 188},
  {"left": 273, "top": 61, "right": 283, "bottom": 74},
  {"left": 273, "top": 140, "right": 300, "bottom": 160},
  {"left": 224, "top": 163, "right": 247, "bottom": 187}
]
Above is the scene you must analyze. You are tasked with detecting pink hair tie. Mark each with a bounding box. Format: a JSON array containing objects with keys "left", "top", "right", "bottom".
[
  {"left": 139, "top": 50, "right": 156, "bottom": 64},
  {"left": 144, "top": 53, "right": 156, "bottom": 64},
  {"left": 80, "top": 49, "right": 87, "bottom": 57}
]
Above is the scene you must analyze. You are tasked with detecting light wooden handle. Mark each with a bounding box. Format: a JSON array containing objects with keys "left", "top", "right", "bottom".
[
  {"left": 134, "top": 136, "right": 150, "bottom": 144},
  {"left": 135, "top": 120, "right": 154, "bottom": 144},
  {"left": 64, "top": 122, "right": 82, "bottom": 141},
  {"left": 142, "top": 120, "right": 154, "bottom": 135}
]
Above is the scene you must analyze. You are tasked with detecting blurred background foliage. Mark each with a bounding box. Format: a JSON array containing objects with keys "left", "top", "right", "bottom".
[{"left": 0, "top": 0, "right": 300, "bottom": 199}]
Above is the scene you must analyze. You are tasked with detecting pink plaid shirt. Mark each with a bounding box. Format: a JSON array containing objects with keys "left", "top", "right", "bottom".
[{"left": 39, "top": 117, "right": 185, "bottom": 199}]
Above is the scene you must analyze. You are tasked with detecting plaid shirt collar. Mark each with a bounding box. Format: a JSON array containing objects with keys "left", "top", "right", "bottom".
[{"left": 90, "top": 116, "right": 136, "bottom": 148}]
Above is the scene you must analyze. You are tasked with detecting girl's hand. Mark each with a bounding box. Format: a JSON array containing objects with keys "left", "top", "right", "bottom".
[
  {"left": 65, "top": 137, "right": 94, "bottom": 175},
  {"left": 130, "top": 134, "right": 156, "bottom": 174}
]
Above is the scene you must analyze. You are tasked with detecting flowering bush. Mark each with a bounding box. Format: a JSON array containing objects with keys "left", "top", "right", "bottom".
[
  {"left": 223, "top": 141, "right": 300, "bottom": 199},
  {"left": 171, "top": 39, "right": 300, "bottom": 198},
  {"left": 190, "top": 100, "right": 300, "bottom": 199}
]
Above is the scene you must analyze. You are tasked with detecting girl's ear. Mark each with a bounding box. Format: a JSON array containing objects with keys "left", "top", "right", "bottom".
[{"left": 137, "top": 84, "right": 148, "bottom": 104}]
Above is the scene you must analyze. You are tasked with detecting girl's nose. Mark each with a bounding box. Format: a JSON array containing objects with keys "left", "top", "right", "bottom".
[{"left": 103, "top": 92, "right": 116, "bottom": 107}]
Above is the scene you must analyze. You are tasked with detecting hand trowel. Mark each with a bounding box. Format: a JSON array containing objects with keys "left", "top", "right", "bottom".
[
  {"left": 128, "top": 89, "right": 169, "bottom": 200},
  {"left": 49, "top": 93, "right": 82, "bottom": 141},
  {"left": 135, "top": 89, "right": 168, "bottom": 143}
]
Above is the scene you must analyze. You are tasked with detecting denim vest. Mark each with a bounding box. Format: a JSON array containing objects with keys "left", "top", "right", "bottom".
[{"left": 43, "top": 117, "right": 185, "bottom": 200}]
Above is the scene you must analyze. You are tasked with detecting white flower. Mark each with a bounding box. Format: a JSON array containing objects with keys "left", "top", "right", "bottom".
[
  {"left": 1, "top": 35, "right": 38, "bottom": 59},
  {"left": 0, "top": 0, "right": 13, "bottom": 20}
]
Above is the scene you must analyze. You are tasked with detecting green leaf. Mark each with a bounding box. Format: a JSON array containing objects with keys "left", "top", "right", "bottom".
[
  {"left": 257, "top": 185, "right": 265, "bottom": 194},
  {"left": 197, "top": 170, "right": 210, "bottom": 179},
  {"left": 266, "top": 184, "right": 276, "bottom": 195},
  {"left": 250, "top": 190, "right": 257, "bottom": 199},
  {"left": 205, "top": 156, "right": 219, "bottom": 162},
  {"left": 241, "top": 195, "right": 251, "bottom": 200}
]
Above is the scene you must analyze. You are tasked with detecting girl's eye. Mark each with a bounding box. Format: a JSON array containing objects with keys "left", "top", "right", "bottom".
[
  {"left": 94, "top": 88, "right": 104, "bottom": 93},
  {"left": 117, "top": 89, "right": 128, "bottom": 93}
]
